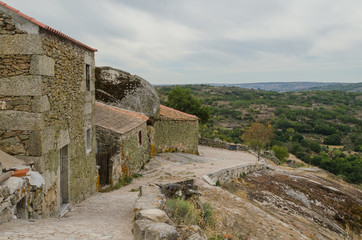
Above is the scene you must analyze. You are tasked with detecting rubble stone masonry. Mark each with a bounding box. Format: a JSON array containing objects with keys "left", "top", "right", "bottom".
[
  {"left": 0, "top": 6, "right": 96, "bottom": 218},
  {"left": 153, "top": 120, "right": 199, "bottom": 154}
]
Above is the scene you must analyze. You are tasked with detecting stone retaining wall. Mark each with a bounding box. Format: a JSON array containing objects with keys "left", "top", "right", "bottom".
[
  {"left": 199, "top": 138, "right": 248, "bottom": 151},
  {"left": 203, "top": 163, "right": 266, "bottom": 185}
]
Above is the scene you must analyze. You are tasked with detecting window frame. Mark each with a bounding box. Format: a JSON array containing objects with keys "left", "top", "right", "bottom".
[
  {"left": 85, "top": 64, "right": 90, "bottom": 91},
  {"left": 138, "top": 130, "right": 142, "bottom": 146},
  {"left": 86, "top": 128, "right": 91, "bottom": 154}
]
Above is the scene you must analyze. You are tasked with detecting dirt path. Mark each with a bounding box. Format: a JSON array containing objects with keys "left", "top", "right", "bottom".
[{"left": 0, "top": 146, "right": 258, "bottom": 240}]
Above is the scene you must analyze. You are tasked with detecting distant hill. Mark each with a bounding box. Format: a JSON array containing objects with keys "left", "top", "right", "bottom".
[
  {"left": 211, "top": 82, "right": 341, "bottom": 92},
  {"left": 306, "top": 82, "right": 362, "bottom": 92},
  {"left": 156, "top": 82, "right": 362, "bottom": 92}
]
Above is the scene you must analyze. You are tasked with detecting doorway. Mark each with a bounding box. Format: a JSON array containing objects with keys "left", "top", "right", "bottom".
[{"left": 60, "top": 145, "right": 69, "bottom": 214}]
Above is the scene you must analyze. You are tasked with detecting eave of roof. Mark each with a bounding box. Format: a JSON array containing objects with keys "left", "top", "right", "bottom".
[
  {"left": 0, "top": 1, "right": 97, "bottom": 52},
  {"left": 159, "top": 105, "right": 198, "bottom": 121}
]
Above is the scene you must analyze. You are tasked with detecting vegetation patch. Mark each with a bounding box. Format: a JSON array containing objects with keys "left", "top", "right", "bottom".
[{"left": 157, "top": 85, "right": 361, "bottom": 184}]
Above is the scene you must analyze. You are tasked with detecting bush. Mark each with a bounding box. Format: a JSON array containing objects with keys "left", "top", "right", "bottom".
[
  {"left": 324, "top": 134, "right": 342, "bottom": 145},
  {"left": 165, "top": 198, "right": 201, "bottom": 226},
  {"left": 272, "top": 145, "right": 289, "bottom": 164},
  {"left": 203, "top": 203, "right": 215, "bottom": 227}
]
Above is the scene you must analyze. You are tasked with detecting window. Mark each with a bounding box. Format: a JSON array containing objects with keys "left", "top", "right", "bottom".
[
  {"left": 86, "top": 128, "right": 91, "bottom": 153},
  {"left": 138, "top": 130, "right": 142, "bottom": 146},
  {"left": 86, "top": 64, "right": 90, "bottom": 91}
]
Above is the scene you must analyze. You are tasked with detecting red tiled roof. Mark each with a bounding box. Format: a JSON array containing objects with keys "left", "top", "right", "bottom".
[
  {"left": 0, "top": 1, "right": 97, "bottom": 52},
  {"left": 95, "top": 102, "right": 149, "bottom": 134},
  {"left": 159, "top": 105, "right": 198, "bottom": 121}
]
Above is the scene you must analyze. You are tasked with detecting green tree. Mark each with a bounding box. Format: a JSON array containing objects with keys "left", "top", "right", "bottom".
[
  {"left": 166, "top": 86, "right": 210, "bottom": 124},
  {"left": 272, "top": 145, "right": 289, "bottom": 164},
  {"left": 241, "top": 122, "right": 274, "bottom": 161},
  {"left": 324, "top": 134, "right": 342, "bottom": 145}
]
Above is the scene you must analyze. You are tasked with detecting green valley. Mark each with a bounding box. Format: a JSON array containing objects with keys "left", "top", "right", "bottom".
[{"left": 156, "top": 85, "right": 362, "bottom": 184}]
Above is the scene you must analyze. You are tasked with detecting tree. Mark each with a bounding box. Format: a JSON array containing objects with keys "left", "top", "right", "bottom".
[
  {"left": 241, "top": 122, "right": 273, "bottom": 161},
  {"left": 272, "top": 145, "right": 289, "bottom": 164},
  {"left": 324, "top": 134, "right": 342, "bottom": 145},
  {"left": 166, "top": 86, "right": 210, "bottom": 124}
]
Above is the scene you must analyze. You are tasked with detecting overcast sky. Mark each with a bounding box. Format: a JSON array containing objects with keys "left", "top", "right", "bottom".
[{"left": 6, "top": 0, "right": 362, "bottom": 84}]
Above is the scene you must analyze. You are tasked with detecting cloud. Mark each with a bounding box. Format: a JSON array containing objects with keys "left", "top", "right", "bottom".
[{"left": 6, "top": 0, "right": 362, "bottom": 84}]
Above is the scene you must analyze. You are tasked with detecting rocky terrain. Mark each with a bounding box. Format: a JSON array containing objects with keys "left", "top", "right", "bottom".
[{"left": 221, "top": 167, "right": 362, "bottom": 239}]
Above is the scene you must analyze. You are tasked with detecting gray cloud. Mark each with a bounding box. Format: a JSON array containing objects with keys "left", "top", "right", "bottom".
[{"left": 7, "top": 0, "right": 362, "bottom": 84}]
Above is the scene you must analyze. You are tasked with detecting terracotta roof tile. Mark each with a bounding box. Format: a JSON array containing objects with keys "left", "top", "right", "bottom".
[
  {"left": 95, "top": 102, "right": 148, "bottom": 134},
  {"left": 159, "top": 105, "right": 198, "bottom": 121},
  {"left": 0, "top": 1, "right": 97, "bottom": 52}
]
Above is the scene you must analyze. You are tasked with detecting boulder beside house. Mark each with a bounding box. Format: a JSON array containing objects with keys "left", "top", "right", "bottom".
[
  {"left": 0, "top": 2, "right": 97, "bottom": 219},
  {"left": 95, "top": 102, "right": 150, "bottom": 187}
]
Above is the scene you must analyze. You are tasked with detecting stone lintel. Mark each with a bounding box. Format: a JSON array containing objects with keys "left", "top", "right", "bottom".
[
  {"left": 57, "top": 129, "right": 70, "bottom": 150},
  {"left": 0, "top": 34, "right": 42, "bottom": 55},
  {"left": 0, "top": 111, "right": 44, "bottom": 130},
  {"left": 0, "top": 76, "right": 43, "bottom": 96}
]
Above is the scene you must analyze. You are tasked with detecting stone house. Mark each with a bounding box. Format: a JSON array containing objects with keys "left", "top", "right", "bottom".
[
  {"left": 152, "top": 105, "right": 199, "bottom": 155},
  {"left": 95, "top": 102, "right": 149, "bottom": 186},
  {"left": 0, "top": 2, "right": 97, "bottom": 217},
  {"left": 95, "top": 67, "right": 200, "bottom": 168}
]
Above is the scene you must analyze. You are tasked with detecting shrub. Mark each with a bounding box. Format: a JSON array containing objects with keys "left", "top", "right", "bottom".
[
  {"left": 324, "top": 134, "right": 342, "bottom": 145},
  {"left": 165, "top": 199, "right": 201, "bottom": 226},
  {"left": 203, "top": 203, "right": 215, "bottom": 227},
  {"left": 272, "top": 145, "right": 289, "bottom": 164}
]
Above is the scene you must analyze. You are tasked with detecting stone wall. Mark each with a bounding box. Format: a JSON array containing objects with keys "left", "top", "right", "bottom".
[
  {"left": 96, "top": 123, "right": 150, "bottom": 186},
  {"left": 0, "top": 175, "right": 44, "bottom": 224},
  {"left": 39, "top": 29, "right": 96, "bottom": 204},
  {"left": 0, "top": 55, "right": 31, "bottom": 77},
  {"left": 0, "top": 7, "right": 96, "bottom": 217},
  {"left": 0, "top": 12, "right": 26, "bottom": 35},
  {"left": 153, "top": 120, "right": 199, "bottom": 154},
  {"left": 96, "top": 126, "right": 120, "bottom": 153},
  {"left": 119, "top": 123, "right": 150, "bottom": 174},
  {"left": 203, "top": 163, "right": 266, "bottom": 186},
  {"left": 199, "top": 138, "right": 248, "bottom": 151}
]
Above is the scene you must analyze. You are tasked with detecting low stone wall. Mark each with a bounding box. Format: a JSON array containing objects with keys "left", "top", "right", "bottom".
[
  {"left": 199, "top": 138, "right": 248, "bottom": 151},
  {"left": 0, "top": 173, "right": 45, "bottom": 224},
  {"left": 203, "top": 163, "right": 266, "bottom": 186}
]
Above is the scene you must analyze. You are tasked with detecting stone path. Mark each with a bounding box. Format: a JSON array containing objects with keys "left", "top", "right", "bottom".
[{"left": 0, "top": 146, "right": 257, "bottom": 240}]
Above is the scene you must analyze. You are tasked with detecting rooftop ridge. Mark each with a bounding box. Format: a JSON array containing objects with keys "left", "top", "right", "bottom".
[{"left": 0, "top": 1, "right": 97, "bottom": 52}]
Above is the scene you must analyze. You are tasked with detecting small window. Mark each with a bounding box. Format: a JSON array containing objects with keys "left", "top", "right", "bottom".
[
  {"left": 86, "top": 64, "right": 90, "bottom": 91},
  {"left": 138, "top": 130, "right": 142, "bottom": 146},
  {"left": 86, "top": 128, "right": 91, "bottom": 153}
]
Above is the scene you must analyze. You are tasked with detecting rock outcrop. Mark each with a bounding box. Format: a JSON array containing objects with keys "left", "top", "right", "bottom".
[{"left": 95, "top": 66, "right": 160, "bottom": 118}]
